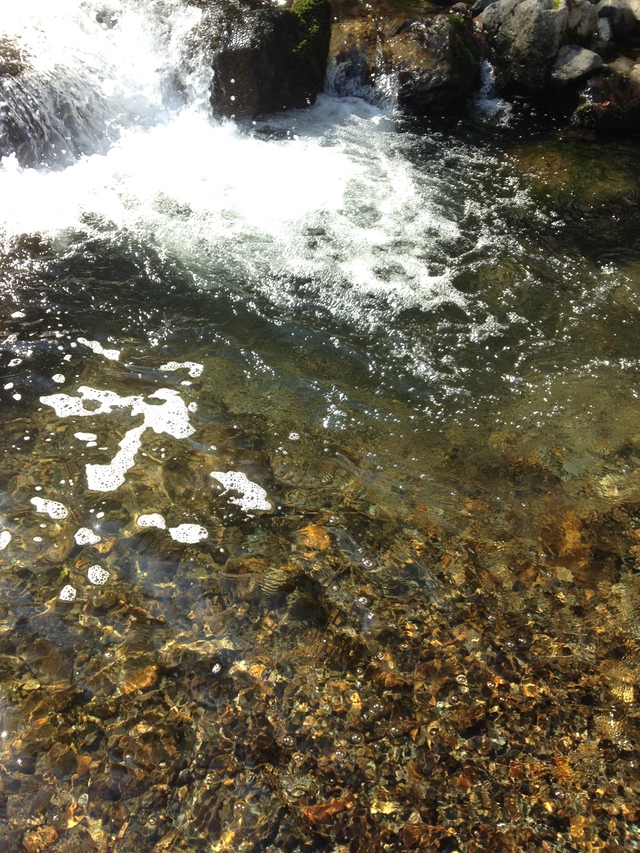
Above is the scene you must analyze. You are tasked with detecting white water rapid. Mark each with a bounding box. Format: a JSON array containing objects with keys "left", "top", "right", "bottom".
[{"left": 0, "top": 0, "right": 478, "bottom": 350}]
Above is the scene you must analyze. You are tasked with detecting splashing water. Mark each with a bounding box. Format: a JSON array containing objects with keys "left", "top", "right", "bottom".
[{"left": 1, "top": 2, "right": 640, "bottom": 851}]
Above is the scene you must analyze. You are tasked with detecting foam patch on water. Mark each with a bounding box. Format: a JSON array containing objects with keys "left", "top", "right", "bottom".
[
  {"left": 74, "top": 527, "right": 101, "bottom": 546},
  {"left": 41, "top": 385, "right": 195, "bottom": 491},
  {"left": 169, "top": 523, "right": 208, "bottom": 543},
  {"left": 161, "top": 361, "right": 203, "bottom": 378},
  {"left": 87, "top": 565, "right": 110, "bottom": 585},
  {"left": 30, "top": 497, "right": 69, "bottom": 519},
  {"left": 211, "top": 471, "right": 272, "bottom": 514},
  {"left": 75, "top": 432, "right": 98, "bottom": 442},
  {"left": 137, "top": 513, "right": 166, "bottom": 529},
  {"left": 77, "top": 338, "right": 120, "bottom": 361},
  {"left": 0, "top": 531, "right": 11, "bottom": 550},
  {"left": 59, "top": 584, "right": 77, "bottom": 602}
]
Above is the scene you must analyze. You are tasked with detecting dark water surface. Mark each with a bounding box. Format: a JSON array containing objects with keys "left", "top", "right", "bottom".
[{"left": 1, "top": 3, "right": 640, "bottom": 851}]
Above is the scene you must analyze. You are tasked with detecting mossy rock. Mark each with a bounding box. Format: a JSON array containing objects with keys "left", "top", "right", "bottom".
[{"left": 291, "top": 0, "right": 332, "bottom": 100}]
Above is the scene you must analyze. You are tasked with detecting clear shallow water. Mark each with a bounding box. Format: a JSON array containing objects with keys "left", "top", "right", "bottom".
[{"left": 1, "top": 2, "right": 640, "bottom": 851}]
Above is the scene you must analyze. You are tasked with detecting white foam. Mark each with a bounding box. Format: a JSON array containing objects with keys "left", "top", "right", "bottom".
[
  {"left": 211, "top": 471, "right": 272, "bottom": 514},
  {"left": 52, "top": 374, "right": 65, "bottom": 383},
  {"left": 41, "top": 385, "right": 195, "bottom": 491},
  {"left": 137, "top": 512, "right": 166, "bottom": 529},
  {"left": 86, "top": 423, "right": 145, "bottom": 491},
  {"left": 59, "top": 584, "right": 77, "bottom": 602},
  {"left": 74, "top": 527, "right": 101, "bottom": 546},
  {"left": 74, "top": 432, "right": 98, "bottom": 442},
  {"left": 169, "top": 523, "right": 208, "bottom": 543},
  {"left": 30, "top": 497, "right": 69, "bottom": 519},
  {"left": 87, "top": 565, "right": 110, "bottom": 585},
  {"left": 160, "top": 361, "right": 204, "bottom": 378},
  {"left": 77, "top": 338, "right": 121, "bottom": 361},
  {"left": 0, "top": 531, "right": 11, "bottom": 551}
]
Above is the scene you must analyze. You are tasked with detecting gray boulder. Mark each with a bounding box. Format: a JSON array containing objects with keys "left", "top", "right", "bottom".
[
  {"left": 483, "top": 0, "right": 569, "bottom": 93},
  {"left": 566, "top": 0, "right": 599, "bottom": 40},
  {"left": 551, "top": 44, "right": 603, "bottom": 85}
]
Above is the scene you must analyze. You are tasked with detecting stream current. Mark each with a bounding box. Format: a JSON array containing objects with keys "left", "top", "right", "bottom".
[{"left": 0, "top": 1, "right": 639, "bottom": 850}]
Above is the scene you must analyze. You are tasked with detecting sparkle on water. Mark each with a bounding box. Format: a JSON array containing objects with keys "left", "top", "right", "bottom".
[{"left": 0, "top": 1, "right": 640, "bottom": 851}]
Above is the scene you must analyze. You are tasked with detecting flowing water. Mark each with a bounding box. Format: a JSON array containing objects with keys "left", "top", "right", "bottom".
[{"left": 1, "top": 1, "right": 640, "bottom": 850}]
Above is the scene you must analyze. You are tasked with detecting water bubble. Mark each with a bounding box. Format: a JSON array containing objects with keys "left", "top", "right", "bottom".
[
  {"left": 292, "top": 752, "right": 305, "bottom": 764},
  {"left": 357, "top": 595, "right": 368, "bottom": 605},
  {"left": 233, "top": 800, "right": 247, "bottom": 817},
  {"left": 362, "top": 559, "right": 374, "bottom": 568},
  {"left": 456, "top": 674, "right": 468, "bottom": 685},
  {"left": 282, "top": 736, "right": 295, "bottom": 748},
  {"left": 349, "top": 733, "right": 363, "bottom": 744}
]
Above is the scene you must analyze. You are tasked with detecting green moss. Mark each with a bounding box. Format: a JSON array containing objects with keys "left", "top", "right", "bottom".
[
  {"left": 448, "top": 14, "right": 481, "bottom": 80},
  {"left": 291, "top": 0, "right": 332, "bottom": 99}
]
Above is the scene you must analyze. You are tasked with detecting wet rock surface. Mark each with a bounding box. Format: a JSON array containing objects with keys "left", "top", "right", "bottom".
[{"left": 328, "top": 0, "right": 481, "bottom": 109}]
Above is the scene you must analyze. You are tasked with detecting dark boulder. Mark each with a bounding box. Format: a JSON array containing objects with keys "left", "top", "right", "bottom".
[
  {"left": 209, "top": 0, "right": 331, "bottom": 119},
  {"left": 574, "top": 62, "right": 640, "bottom": 129},
  {"left": 391, "top": 12, "right": 482, "bottom": 113}
]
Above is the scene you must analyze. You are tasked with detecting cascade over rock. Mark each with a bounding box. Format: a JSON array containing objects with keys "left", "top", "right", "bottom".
[{"left": 0, "top": 36, "right": 110, "bottom": 168}]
